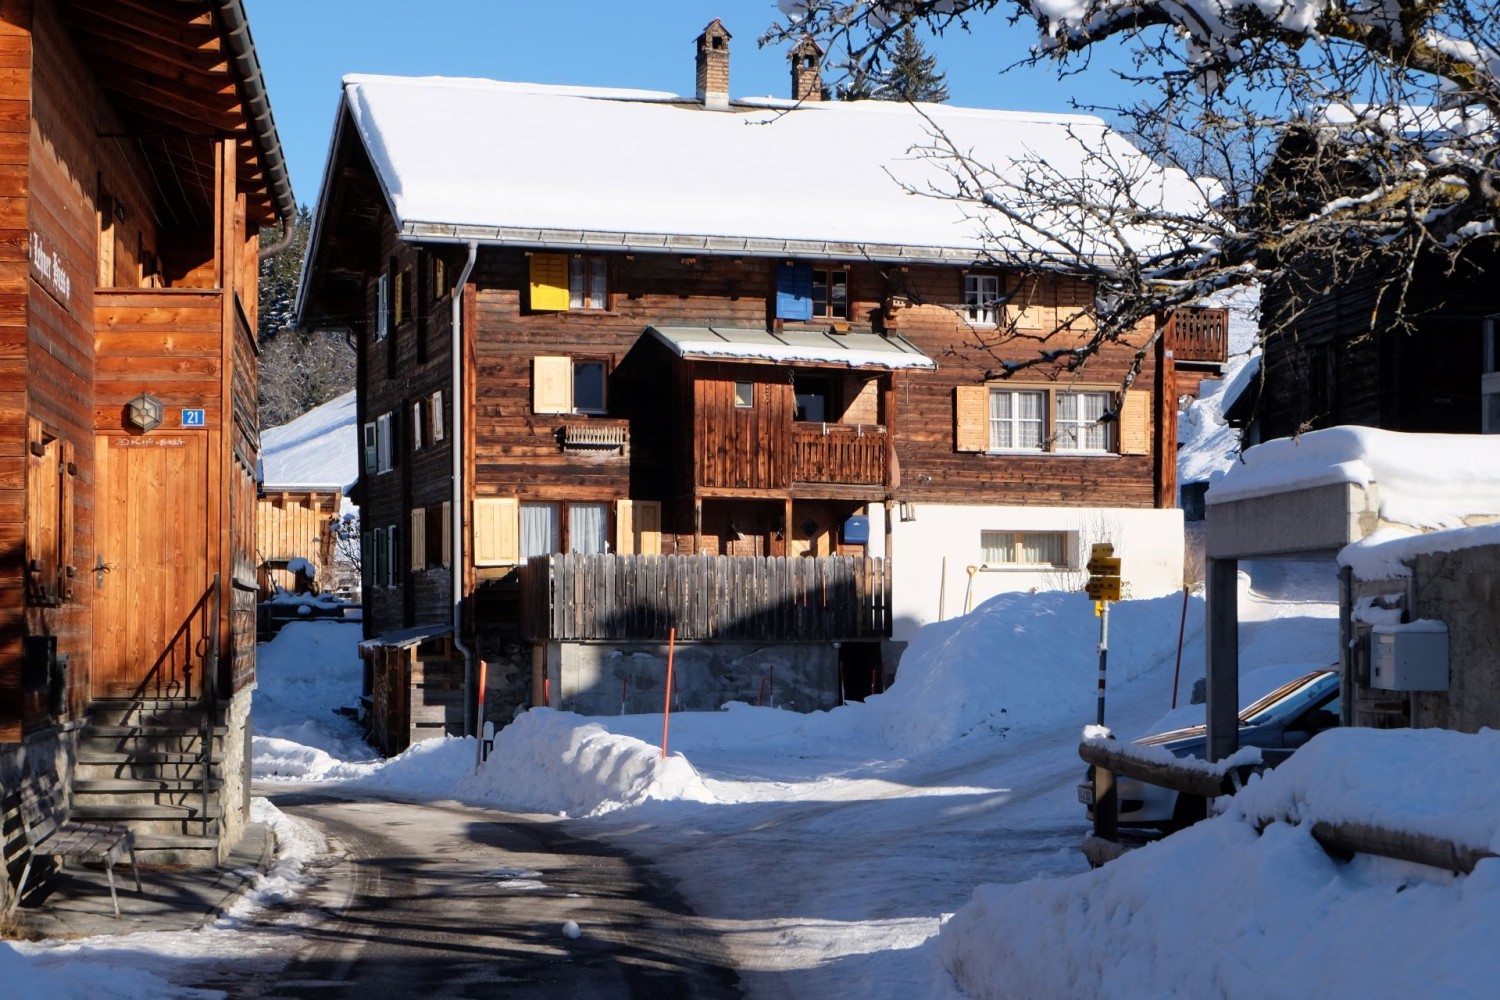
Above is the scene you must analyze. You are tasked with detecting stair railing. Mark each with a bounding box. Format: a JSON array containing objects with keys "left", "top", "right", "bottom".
[{"left": 200, "top": 574, "right": 221, "bottom": 824}]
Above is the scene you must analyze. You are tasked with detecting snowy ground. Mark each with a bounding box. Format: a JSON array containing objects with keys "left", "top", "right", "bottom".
[{"left": 9, "top": 557, "right": 1498, "bottom": 998}]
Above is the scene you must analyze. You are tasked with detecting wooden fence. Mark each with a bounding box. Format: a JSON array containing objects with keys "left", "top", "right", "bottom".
[
  {"left": 518, "top": 553, "right": 890, "bottom": 643},
  {"left": 1164, "top": 306, "right": 1230, "bottom": 363}
]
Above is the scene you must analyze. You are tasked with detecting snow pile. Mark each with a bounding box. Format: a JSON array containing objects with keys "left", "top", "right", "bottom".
[
  {"left": 259, "top": 390, "right": 358, "bottom": 492},
  {"left": 458, "top": 709, "right": 718, "bottom": 817},
  {"left": 1207, "top": 426, "right": 1500, "bottom": 528},
  {"left": 0, "top": 946, "right": 190, "bottom": 1000},
  {"left": 938, "top": 727, "right": 1500, "bottom": 1000},
  {"left": 861, "top": 591, "right": 1202, "bottom": 754},
  {"left": 1340, "top": 521, "right": 1500, "bottom": 581},
  {"left": 253, "top": 620, "right": 374, "bottom": 772}
]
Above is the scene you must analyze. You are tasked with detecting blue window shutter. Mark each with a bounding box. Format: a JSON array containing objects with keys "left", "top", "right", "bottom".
[{"left": 776, "top": 264, "right": 813, "bottom": 320}]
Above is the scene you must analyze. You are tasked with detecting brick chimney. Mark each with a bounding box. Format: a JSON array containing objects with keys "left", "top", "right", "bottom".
[
  {"left": 695, "top": 19, "right": 731, "bottom": 110},
  {"left": 790, "top": 36, "right": 824, "bottom": 102}
]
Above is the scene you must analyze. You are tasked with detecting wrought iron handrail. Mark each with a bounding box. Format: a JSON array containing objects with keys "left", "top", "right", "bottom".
[{"left": 200, "top": 574, "right": 221, "bottom": 823}]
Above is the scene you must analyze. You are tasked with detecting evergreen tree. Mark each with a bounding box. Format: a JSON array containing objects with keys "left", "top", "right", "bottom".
[
  {"left": 873, "top": 25, "right": 948, "bottom": 104},
  {"left": 256, "top": 205, "right": 356, "bottom": 428}
]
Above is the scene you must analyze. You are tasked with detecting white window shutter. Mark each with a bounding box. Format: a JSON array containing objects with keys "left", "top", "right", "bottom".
[
  {"left": 533, "top": 356, "right": 573, "bottom": 414},
  {"left": 432, "top": 390, "right": 445, "bottom": 442}
]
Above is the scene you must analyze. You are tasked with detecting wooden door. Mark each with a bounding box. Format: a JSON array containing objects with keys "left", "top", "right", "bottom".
[{"left": 93, "top": 434, "right": 212, "bottom": 698}]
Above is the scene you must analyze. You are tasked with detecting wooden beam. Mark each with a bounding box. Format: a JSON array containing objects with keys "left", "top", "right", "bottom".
[
  {"left": 1079, "top": 741, "right": 1245, "bottom": 799},
  {"left": 1309, "top": 820, "right": 1497, "bottom": 875}
]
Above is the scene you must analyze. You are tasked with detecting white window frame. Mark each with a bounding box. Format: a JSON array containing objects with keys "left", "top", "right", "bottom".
[
  {"left": 362, "top": 421, "right": 378, "bottom": 473},
  {"left": 987, "top": 389, "right": 1045, "bottom": 452},
  {"left": 412, "top": 401, "right": 424, "bottom": 452},
  {"left": 572, "top": 360, "right": 608, "bottom": 415},
  {"left": 964, "top": 273, "right": 1001, "bottom": 327},
  {"left": 979, "top": 530, "right": 1072, "bottom": 568},
  {"left": 375, "top": 412, "right": 394, "bottom": 473},
  {"left": 375, "top": 273, "right": 389, "bottom": 341},
  {"left": 1054, "top": 391, "right": 1112, "bottom": 453},
  {"left": 431, "top": 390, "right": 445, "bottom": 442}
]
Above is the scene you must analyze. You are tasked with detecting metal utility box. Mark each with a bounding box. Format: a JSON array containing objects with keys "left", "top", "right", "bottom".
[{"left": 1371, "top": 622, "right": 1449, "bottom": 691}]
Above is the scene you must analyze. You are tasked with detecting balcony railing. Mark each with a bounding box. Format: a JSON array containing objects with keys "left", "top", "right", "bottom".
[
  {"left": 1164, "top": 307, "right": 1229, "bottom": 364},
  {"left": 518, "top": 553, "right": 890, "bottom": 642},
  {"left": 791, "top": 423, "right": 887, "bottom": 486}
]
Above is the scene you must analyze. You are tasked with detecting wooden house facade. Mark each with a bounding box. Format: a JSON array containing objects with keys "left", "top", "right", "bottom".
[
  {"left": 298, "top": 25, "right": 1199, "bottom": 738},
  {"left": 1, "top": 0, "right": 294, "bottom": 876}
]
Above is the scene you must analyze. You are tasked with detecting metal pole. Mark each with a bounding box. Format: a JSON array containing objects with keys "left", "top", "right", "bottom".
[{"left": 1096, "top": 600, "right": 1110, "bottom": 727}]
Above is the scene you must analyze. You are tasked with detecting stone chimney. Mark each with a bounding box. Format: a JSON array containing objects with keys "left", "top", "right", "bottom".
[
  {"left": 790, "top": 36, "right": 824, "bottom": 102},
  {"left": 695, "top": 19, "right": 731, "bottom": 110}
]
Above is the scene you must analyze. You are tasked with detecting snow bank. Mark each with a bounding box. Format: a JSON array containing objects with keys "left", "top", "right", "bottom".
[
  {"left": 1207, "top": 426, "right": 1500, "bottom": 528},
  {"left": 938, "top": 727, "right": 1500, "bottom": 999},
  {"left": 254, "top": 621, "right": 373, "bottom": 773},
  {"left": 860, "top": 590, "right": 1202, "bottom": 754},
  {"left": 0, "top": 944, "right": 191, "bottom": 1000},
  {"left": 457, "top": 709, "right": 717, "bottom": 817},
  {"left": 1340, "top": 521, "right": 1500, "bottom": 580}
]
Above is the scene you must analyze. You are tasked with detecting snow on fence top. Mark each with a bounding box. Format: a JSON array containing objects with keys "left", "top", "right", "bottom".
[
  {"left": 1207, "top": 426, "right": 1500, "bottom": 528},
  {"left": 335, "top": 74, "right": 1210, "bottom": 264}
]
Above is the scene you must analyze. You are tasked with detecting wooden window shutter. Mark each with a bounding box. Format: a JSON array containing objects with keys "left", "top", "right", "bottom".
[
  {"left": 532, "top": 356, "right": 573, "bottom": 414},
  {"left": 440, "top": 501, "right": 452, "bottom": 567},
  {"left": 409, "top": 508, "right": 426, "bottom": 570},
  {"left": 1119, "top": 389, "right": 1152, "bottom": 455},
  {"left": 412, "top": 401, "right": 424, "bottom": 451},
  {"left": 635, "top": 500, "right": 662, "bottom": 555},
  {"left": 363, "top": 421, "right": 378, "bottom": 472},
  {"left": 614, "top": 499, "right": 635, "bottom": 555},
  {"left": 529, "top": 253, "right": 571, "bottom": 311},
  {"left": 776, "top": 264, "right": 813, "bottom": 321},
  {"left": 473, "top": 497, "right": 519, "bottom": 566},
  {"left": 954, "top": 385, "right": 989, "bottom": 452},
  {"left": 431, "top": 390, "right": 445, "bottom": 442},
  {"left": 361, "top": 531, "right": 373, "bottom": 590}
]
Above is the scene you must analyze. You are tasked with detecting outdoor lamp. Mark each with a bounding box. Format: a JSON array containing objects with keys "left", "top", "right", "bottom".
[{"left": 127, "top": 392, "right": 163, "bottom": 432}]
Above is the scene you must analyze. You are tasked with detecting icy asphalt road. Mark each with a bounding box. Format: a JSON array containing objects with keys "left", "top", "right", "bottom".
[{"left": 224, "top": 791, "right": 741, "bottom": 999}]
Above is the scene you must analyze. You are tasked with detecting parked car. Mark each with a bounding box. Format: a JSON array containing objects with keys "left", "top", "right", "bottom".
[{"left": 1079, "top": 668, "right": 1341, "bottom": 830}]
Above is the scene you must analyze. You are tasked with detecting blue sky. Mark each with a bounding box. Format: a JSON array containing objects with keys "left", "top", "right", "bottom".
[{"left": 241, "top": 1, "right": 1145, "bottom": 209}]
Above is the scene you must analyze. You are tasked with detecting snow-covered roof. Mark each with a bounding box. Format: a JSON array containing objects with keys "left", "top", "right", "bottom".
[
  {"left": 260, "top": 391, "right": 359, "bottom": 492},
  {"left": 1208, "top": 426, "right": 1500, "bottom": 529},
  {"left": 330, "top": 74, "right": 1209, "bottom": 265},
  {"left": 647, "top": 325, "right": 935, "bottom": 370}
]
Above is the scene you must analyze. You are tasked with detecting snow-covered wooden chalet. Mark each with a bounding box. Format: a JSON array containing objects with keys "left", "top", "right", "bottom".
[{"left": 296, "top": 20, "right": 1219, "bottom": 736}]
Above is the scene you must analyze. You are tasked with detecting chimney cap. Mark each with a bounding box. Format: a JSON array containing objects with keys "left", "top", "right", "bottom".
[
  {"left": 696, "top": 18, "right": 732, "bottom": 41},
  {"left": 790, "top": 34, "right": 824, "bottom": 58}
]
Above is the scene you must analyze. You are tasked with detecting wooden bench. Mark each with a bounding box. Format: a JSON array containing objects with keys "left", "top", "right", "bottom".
[{"left": 7, "top": 772, "right": 141, "bottom": 919}]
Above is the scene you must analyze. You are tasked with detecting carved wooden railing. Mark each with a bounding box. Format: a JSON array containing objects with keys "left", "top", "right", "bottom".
[{"left": 1164, "top": 307, "right": 1230, "bottom": 364}]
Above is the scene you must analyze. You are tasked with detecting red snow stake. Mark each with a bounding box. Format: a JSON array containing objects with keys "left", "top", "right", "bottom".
[
  {"left": 758, "top": 676, "right": 767, "bottom": 706},
  {"left": 661, "top": 626, "right": 677, "bottom": 759}
]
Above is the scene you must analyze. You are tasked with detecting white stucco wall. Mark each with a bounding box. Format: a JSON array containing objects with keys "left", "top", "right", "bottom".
[{"left": 882, "top": 503, "right": 1184, "bottom": 644}]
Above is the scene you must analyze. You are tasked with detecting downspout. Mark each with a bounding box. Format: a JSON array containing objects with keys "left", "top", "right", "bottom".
[{"left": 452, "top": 242, "right": 479, "bottom": 735}]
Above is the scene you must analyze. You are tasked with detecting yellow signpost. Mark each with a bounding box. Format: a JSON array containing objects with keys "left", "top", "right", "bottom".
[{"left": 1084, "top": 543, "right": 1122, "bottom": 604}]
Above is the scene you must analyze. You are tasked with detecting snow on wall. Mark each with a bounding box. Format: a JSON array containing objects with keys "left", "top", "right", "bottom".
[{"left": 1207, "top": 426, "right": 1500, "bottom": 528}]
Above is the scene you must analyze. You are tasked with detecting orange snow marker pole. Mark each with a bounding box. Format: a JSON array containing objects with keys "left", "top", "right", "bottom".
[
  {"left": 661, "top": 626, "right": 677, "bottom": 759},
  {"left": 1171, "top": 585, "right": 1190, "bottom": 709}
]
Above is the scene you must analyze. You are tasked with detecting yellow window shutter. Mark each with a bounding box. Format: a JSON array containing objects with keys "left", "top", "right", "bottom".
[
  {"left": 409, "top": 508, "right": 426, "bottom": 569},
  {"left": 635, "top": 500, "right": 661, "bottom": 555},
  {"left": 614, "top": 499, "right": 635, "bottom": 555},
  {"left": 440, "top": 501, "right": 452, "bottom": 567},
  {"left": 1119, "top": 389, "right": 1152, "bottom": 455},
  {"left": 533, "top": 356, "right": 572, "bottom": 414},
  {"left": 954, "top": 385, "right": 989, "bottom": 452},
  {"left": 529, "top": 253, "right": 570, "bottom": 311},
  {"left": 473, "top": 497, "right": 519, "bottom": 566}
]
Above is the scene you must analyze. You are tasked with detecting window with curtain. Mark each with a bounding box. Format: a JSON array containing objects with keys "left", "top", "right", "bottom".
[
  {"left": 520, "top": 502, "right": 559, "bottom": 559},
  {"left": 1055, "top": 391, "right": 1110, "bottom": 451},
  {"left": 568, "top": 256, "right": 608, "bottom": 309},
  {"left": 980, "top": 530, "right": 1069, "bottom": 567},
  {"left": 964, "top": 273, "right": 1000, "bottom": 326},
  {"left": 988, "top": 389, "right": 1044, "bottom": 450},
  {"left": 569, "top": 503, "right": 609, "bottom": 554}
]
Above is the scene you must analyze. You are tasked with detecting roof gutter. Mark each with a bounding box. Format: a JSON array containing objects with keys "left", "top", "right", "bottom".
[{"left": 205, "top": 0, "right": 298, "bottom": 258}]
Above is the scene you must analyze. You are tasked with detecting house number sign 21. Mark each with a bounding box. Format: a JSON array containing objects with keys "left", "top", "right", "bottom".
[{"left": 181, "top": 408, "right": 206, "bottom": 427}]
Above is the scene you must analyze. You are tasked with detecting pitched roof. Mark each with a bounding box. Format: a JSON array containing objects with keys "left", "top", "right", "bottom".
[{"left": 328, "top": 74, "right": 1208, "bottom": 266}]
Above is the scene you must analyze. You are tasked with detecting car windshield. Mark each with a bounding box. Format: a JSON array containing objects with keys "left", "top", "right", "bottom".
[{"left": 1239, "top": 670, "right": 1339, "bottom": 726}]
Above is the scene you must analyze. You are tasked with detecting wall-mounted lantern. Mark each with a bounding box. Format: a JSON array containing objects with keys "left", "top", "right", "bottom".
[{"left": 126, "top": 392, "right": 163, "bottom": 432}]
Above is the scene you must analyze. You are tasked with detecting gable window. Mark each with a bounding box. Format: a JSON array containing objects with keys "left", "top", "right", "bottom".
[
  {"left": 988, "top": 389, "right": 1045, "bottom": 451},
  {"left": 980, "top": 530, "right": 1069, "bottom": 568},
  {"left": 812, "top": 267, "right": 848, "bottom": 319},
  {"left": 1055, "top": 391, "right": 1111, "bottom": 452},
  {"left": 569, "top": 256, "right": 608, "bottom": 310},
  {"left": 964, "top": 273, "right": 1001, "bottom": 327},
  {"left": 533, "top": 356, "right": 609, "bottom": 415}
]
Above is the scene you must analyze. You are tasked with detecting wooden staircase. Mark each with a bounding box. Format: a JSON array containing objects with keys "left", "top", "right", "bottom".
[{"left": 70, "top": 698, "right": 226, "bottom": 867}]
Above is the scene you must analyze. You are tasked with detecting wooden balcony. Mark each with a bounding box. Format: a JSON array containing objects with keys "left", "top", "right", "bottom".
[
  {"left": 791, "top": 423, "right": 887, "bottom": 487},
  {"left": 518, "top": 553, "right": 890, "bottom": 643},
  {"left": 1164, "top": 307, "right": 1230, "bottom": 364}
]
